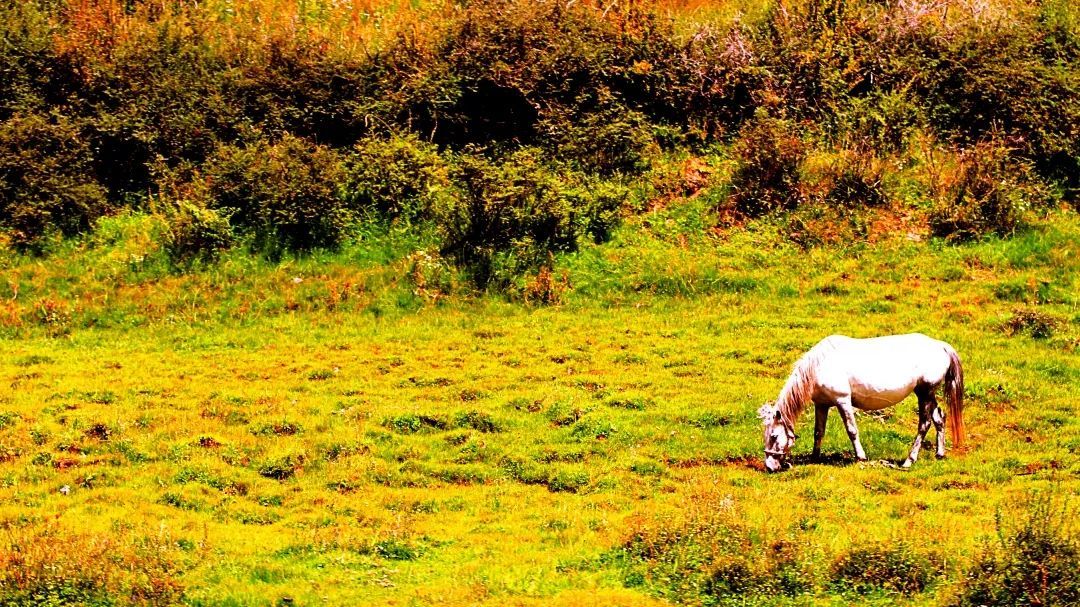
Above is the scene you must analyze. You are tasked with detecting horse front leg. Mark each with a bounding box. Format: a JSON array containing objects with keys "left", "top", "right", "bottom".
[
  {"left": 835, "top": 397, "right": 867, "bottom": 461},
  {"left": 903, "top": 394, "right": 935, "bottom": 469},
  {"left": 812, "top": 404, "right": 829, "bottom": 461}
]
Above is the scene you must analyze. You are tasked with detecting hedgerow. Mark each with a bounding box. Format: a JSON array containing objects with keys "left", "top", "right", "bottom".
[{"left": 0, "top": 0, "right": 1076, "bottom": 272}]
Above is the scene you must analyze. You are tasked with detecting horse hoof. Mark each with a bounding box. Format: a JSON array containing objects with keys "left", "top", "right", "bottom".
[
  {"left": 901, "top": 459, "right": 913, "bottom": 469},
  {"left": 935, "top": 453, "right": 946, "bottom": 460}
]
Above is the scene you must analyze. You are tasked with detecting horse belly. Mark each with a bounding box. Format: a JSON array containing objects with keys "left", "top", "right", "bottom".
[{"left": 850, "top": 380, "right": 916, "bottom": 410}]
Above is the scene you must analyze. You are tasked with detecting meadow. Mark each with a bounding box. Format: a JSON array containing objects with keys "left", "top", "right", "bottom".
[
  {"left": 0, "top": 208, "right": 1078, "bottom": 605},
  {"left": 2, "top": 0, "right": 1080, "bottom": 604}
]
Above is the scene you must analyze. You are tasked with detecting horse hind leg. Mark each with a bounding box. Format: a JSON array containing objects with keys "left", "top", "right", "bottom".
[
  {"left": 903, "top": 385, "right": 935, "bottom": 469},
  {"left": 932, "top": 396, "right": 946, "bottom": 458}
]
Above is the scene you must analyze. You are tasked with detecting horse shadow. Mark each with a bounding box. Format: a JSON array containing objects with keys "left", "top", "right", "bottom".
[
  {"left": 790, "top": 452, "right": 908, "bottom": 469},
  {"left": 789, "top": 452, "right": 859, "bottom": 467}
]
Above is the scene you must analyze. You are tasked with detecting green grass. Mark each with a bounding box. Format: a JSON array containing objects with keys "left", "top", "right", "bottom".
[{"left": 0, "top": 211, "right": 1078, "bottom": 605}]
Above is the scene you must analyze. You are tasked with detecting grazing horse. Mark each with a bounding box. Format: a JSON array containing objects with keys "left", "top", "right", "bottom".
[{"left": 759, "top": 333, "right": 964, "bottom": 472}]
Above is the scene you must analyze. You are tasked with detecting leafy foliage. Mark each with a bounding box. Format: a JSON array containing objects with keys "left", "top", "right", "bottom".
[
  {"left": 0, "top": 112, "right": 108, "bottom": 248},
  {"left": 201, "top": 135, "right": 349, "bottom": 253}
]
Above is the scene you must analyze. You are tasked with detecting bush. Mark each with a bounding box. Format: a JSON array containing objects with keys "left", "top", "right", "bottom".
[
  {"left": 537, "top": 92, "right": 655, "bottom": 176},
  {"left": 725, "top": 114, "right": 808, "bottom": 217},
  {"left": 830, "top": 541, "right": 941, "bottom": 595},
  {"left": 618, "top": 495, "right": 817, "bottom": 603},
  {"left": 341, "top": 134, "right": 451, "bottom": 222},
  {"left": 1004, "top": 307, "right": 1062, "bottom": 339},
  {"left": 0, "top": 112, "right": 108, "bottom": 248},
  {"left": 953, "top": 493, "right": 1080, "bottom": 607},
  {"left": 202, "top": 135, "right": 350, "bottom": 253},
  {"left": 915, "top": 18, "right": 1080, "bottom": 191},
  {"left": 802, "top": 147, "right": 888, "bottom": 208},
  {"left": 162, "top": 200, "right": 234, "bottom": 265},
  {"left": 0, "top": 522, "right": 186, "bottom": 605},
  {"left": 439, "top": 148, "right": 625, "bottom": 287},
  {"left": 928, "top": 141, "right": 1055, "bottom": 241}
]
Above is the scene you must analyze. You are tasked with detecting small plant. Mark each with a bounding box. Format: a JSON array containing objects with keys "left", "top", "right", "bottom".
[
  {"left": 250, "top": 421, "right": 303, "bottom": 437},
  {"left": 1004, "top": 307, "right": 1062, "bottom": 339},
  {"left": 374, "top": 539, "right": 424, "bottom": 561},
  {"left": 546, "top": 468, "right": 590, "bottom": 493},
  {"left": 258, "top": 453, "right": 305, "bottom": 481},
  {"left": 454, "top": 410, "right": 502, "bottom": 433},
  {"left": 953, "top": 492, "right": 1080, "bottom": 607},
  {"left": 162, "top": 200, "right": 234, "bottom": 265},
  {"left": 830, "top": 540, "right": 941, "bottom": 595},
  {"left": 383, "top": 414, "right": 450, "bottom": 434}
]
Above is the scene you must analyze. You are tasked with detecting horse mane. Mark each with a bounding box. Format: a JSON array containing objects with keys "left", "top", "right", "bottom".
[{"left": 776, "top": 341, "right": 831, "bottom": 427}]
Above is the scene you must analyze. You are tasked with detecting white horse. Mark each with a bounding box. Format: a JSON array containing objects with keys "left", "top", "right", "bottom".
[{"left": 759, "top": 333, "right": 965, "bottom": 472}]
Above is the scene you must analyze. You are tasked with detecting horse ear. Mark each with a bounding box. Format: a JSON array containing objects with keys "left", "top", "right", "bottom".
[{"left": 757, "top": 403, "right": 774, "bottom": 423}]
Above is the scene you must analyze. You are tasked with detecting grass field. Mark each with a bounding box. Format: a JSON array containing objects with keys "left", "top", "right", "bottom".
[
  {"left": 2, "top": 1, "right": 1080, "bottom": 602},
  {"left": 1, "top": 208, "right": 1077, "bottom": 605}
]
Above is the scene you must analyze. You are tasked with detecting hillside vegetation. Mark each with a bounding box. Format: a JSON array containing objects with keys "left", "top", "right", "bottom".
[{"left": 1, "top": 0, "right": 1079, "bottom": 606}]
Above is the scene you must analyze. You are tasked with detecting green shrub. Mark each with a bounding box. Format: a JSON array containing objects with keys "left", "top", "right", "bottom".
[
  {"left": 162, "top": 201, "right": 234, "bottom": 265},
  {"left": 830, "top": 541, "right": 940, "bottom": 595},
  {"left": 803, "top": 147, "right": 888, "bottom": 208},
  {"left": 928, "top": 141, "right": 1054, "bottom": 240},
  {"left": 915, "top": 19, "right": 1080, "bottom": 191},
  {"left": 725, "top": 114, "right": 808, "bottom": 217},
  {"left": 202, "top": 135, "right": 350, "bottom": 253},
  {"left": 537, "top": 93, "right": 655, "bottom": 176},
  {"left": 341, "top": 134, "right": 451, "bottom": 222},
  {"left": 1004, "top": 307, "right": 1063, "bottom": 339},
  {"left": 0, "top": 112, "right": 108, "bottom": 248},
  {"left": 546, "top": 467, "right": 590, "bottom": 493},
  {"left": 258, "top": 453, "right": 305, "bottom": 480},
  {"left": 439, "top": 148, "right": 625, "bottom": 287},
  {"left": 953, "top": 493, "right": 1080, "bottom": 607}
]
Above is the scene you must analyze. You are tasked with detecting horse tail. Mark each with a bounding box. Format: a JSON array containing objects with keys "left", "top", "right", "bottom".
[{"left": 943, "top": 345, "right": 965, "bottom": 446}]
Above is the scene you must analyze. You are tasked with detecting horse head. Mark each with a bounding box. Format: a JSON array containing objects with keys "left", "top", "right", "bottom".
[{"left": 758, "top": 402, "right": 795, "bottom": 472}]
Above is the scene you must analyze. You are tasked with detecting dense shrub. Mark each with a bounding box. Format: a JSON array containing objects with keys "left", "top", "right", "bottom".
[
  {"left": 341, "top": 134, "right": 451, "bottom": 222},
  {"left": 619, "top": 498, "right": 817, "bottom": 603},
  {"left": 1004, "top": 307, "right": 1063, "bottom": 339},
  {"left": 231, "top": 42, "right": 372, "bottom": 146},
  {"left": 201, "top": 135, "right": 350, "bottom": 253},
  {"left": 953, "top": 493, "right": 1080, "bottom": 607},
  {"left": 928, "top": 141, "right": 1054, "bottom": 241},
  {"left": 802, "top": 147, "right": 888, "bottom": 208},
  {"left": 162, "top": 201, "right": 234, "bottom": 265},
  {"left": 725, "top": 114, "right": 808, "bottom": 217},
  {"left": 439, "top": 149, "right": 625, "bottom": 287},
  {"left": 915, "top": 18, "right": 1080, "bottom": 190},
  {"left": 0, "top": 112, "right": 108, "bottom": 248},
  {"left": 0, "top": 522, "right": 186, "bottom": 605},
  {"left": 0, "top": 0, "right": 1078, "bottom": 265},
  {"left": 537, "top": 92, "right": 656, "bottom": 175},
  {"left": 830, "top": 541, "right": 941, "bottom": 595}
]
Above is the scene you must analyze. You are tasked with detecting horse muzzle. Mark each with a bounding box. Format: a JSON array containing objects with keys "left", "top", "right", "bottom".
[{"left": 764, "top": 453, "right": 785, "bottom": 473}]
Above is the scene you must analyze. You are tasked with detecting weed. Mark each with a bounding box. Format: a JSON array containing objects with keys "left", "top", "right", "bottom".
[
  {"left": 1005, "top": 307, "right": 1062, "bottom": 339},
  {"left": 953, "top": 492, "right": 1080, "bottom": 607},
  {"left": 258, "top": 454, "right": 305, "bottom": 481},
  {"left": 830, "top": 541, "right": 941, "bottom": 595}
]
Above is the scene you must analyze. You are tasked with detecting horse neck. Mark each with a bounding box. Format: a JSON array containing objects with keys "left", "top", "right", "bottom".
[{"left": 777, "top": 356, "right": 816, "bottom": 426}]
